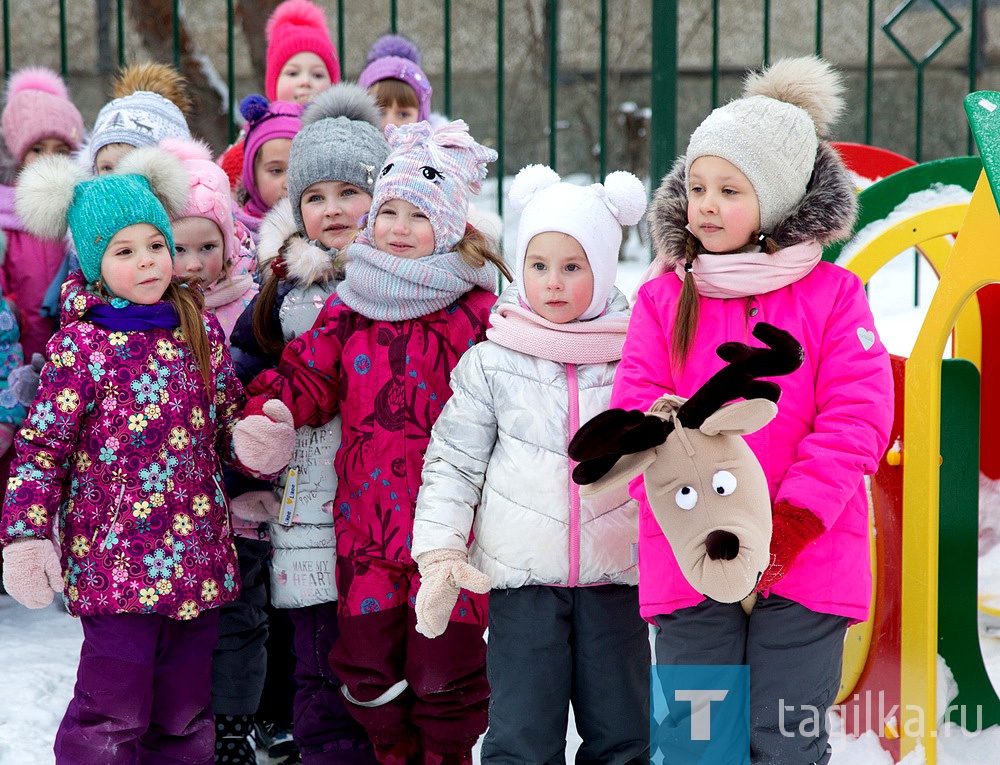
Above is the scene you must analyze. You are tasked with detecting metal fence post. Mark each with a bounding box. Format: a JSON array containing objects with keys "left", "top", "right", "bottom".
[{"left": 650, "top": 0, "right": 678, "bottom": 189}]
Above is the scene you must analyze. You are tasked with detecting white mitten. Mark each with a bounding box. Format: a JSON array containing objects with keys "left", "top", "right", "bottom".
[
  {"left": 233, "top": 397, "right": 295, "bottom": 477},
  {"left": 415, "top": 549, "right": 491, "bottom": 639}
]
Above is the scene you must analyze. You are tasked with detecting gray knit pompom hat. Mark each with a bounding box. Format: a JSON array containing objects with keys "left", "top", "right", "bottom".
[
  {"left": 287, "top": 82, "right": 390, "bottom": 234},
  {"left": 684, "top": 56, "right": 845, "bottom": 234}
]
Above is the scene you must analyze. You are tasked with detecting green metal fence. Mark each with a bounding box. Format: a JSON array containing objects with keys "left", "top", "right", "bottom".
[{"left": 0, "top": 0, "right": 989, "bottom": 199}]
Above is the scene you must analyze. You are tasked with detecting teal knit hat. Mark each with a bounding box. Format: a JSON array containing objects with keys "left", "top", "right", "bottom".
[
  {"left": 69, "top": 174, "right": 175, "bottom": 283},
  {"left": 14, "top": 146, "right": 189, "bottom": 284}
]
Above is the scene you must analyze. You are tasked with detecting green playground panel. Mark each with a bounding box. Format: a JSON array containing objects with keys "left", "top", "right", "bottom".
[
  {"left": 823, "top": 156, "right": 982, "bottom": 264},
  {"left": 965, "top": 91, "right": 1000, "bottom": 215},
  {"left": 938, "top": 358, "right": 1000, "bottom": 729}
]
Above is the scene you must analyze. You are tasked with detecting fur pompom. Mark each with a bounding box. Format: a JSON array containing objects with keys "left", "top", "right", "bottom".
[
  {"left": 240, "top": 94, "right": 270, "bottom": 124},
  {"left": 6, "top": 67, "right": 68, "bottom": 101},
  {"left": 267, "top": 0, "right": 328, "bottom": 42},
  {"left": 113, "top": 61, "right": 192, "bottom": 116},
  {"left": 14, "top": 154, "right": 87, "bottom": 240},
  {"left": 116, "top": 146, "right": 189, "bottom": 219},
  {"left": 601, "top": 171, "right": 646, "bottom": 226},
  {"left": 160, "top": 137, "right": 213, "bottom": 164},
  {"left": 367, "top": 33, "right": 421, "bottom": 66},
  {"left": 509, "top": 164, "right": 561, "bottom": 213},
  {"left": 743, "top": 56, "right": 844, "bottom": 136},
  {"left": 302, "top": 83, "right": 381, "bottom": 129}
]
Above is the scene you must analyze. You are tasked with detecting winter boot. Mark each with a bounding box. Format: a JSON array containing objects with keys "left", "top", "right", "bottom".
[{"left": 215, "top": 714, "right": 256, "bottom": 765}]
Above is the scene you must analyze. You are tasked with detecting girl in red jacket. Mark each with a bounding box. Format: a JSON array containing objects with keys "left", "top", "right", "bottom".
[{"left": 236, "top": 120, "right": 509, "bottom": 764}]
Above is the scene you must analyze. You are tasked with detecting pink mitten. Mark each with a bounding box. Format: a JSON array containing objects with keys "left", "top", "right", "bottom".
[
  {"left": 233, "top": 396, "right": 296, "bottom": 477},
  {"left": 415, "top": 549, "right": 491, "bottom": 639},
  {"left": 230, "top": 490, "right": 281, "bottom": 522},
  {"left": 2, "top": 538, "right": 62, "bottom": 608}
]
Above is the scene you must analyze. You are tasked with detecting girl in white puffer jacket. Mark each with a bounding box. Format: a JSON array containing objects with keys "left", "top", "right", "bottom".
[{"left": 411, "top": 165, "right": 650, "bottom": 764}]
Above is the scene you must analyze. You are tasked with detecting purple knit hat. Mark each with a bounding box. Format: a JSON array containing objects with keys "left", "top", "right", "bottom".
[
  {"left": 240, "top": 95, "right": 304, "bottom": 216},
  {"left": 364, "top": 120, "right": 496, "bottom": 254},
  {"left": 358, "top": 34, "right": 432, "bottom": 122}
]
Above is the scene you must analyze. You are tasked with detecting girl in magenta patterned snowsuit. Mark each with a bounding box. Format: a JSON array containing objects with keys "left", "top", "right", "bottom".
[
  {"left": 0, "top": 147, "right": 293, "bottom": 765},
  {"left": 237, "top": 120, "right": 510, "bottom": 765}
]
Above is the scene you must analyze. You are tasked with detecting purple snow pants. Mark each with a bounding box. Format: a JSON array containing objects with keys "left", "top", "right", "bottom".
[
  {"left": 289, "top": 601, "right": 376, "bottom": 764},
  {"left": 54, "top": 609, "right": 220, "bottom": 765}
]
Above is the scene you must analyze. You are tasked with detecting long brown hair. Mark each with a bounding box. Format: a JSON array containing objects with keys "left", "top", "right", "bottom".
[
  {"left": 671, "top": 231, "right": 779, "bottom": 370},
  {"left": 456, "top": 225, "right": 512, "bottom": 283},
  {"left": 163, "top": 281, "right": 213, "bottom": 391},
  {"left": 252, "top": 234, "right": 299, "bottom": 356}
]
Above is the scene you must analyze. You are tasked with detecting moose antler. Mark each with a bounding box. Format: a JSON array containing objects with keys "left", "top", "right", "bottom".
[
  {"left": 570, "top": 409, "right": 673, "bottom": 485},
  {"left": 677, "top": 322, "right": 804, "bottom": 429},
  {"left": 568, "top": 322, "right": 803, "bottom": 485}
]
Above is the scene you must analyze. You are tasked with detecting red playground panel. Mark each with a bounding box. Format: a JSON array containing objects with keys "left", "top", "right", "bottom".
[
  {"left": 980, "top": 283, "right": 1000, "bottom": 479},
  {"left": 840, "top": 355, "right": 905, "bottom": 761},
  {"left": 832, "top": 142, "right": 917, "bottom": 182}
]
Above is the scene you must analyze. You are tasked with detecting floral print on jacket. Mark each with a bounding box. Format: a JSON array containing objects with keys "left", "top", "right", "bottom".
[{"left": 0, "top": 271, "right": 247, "bottom": 620}]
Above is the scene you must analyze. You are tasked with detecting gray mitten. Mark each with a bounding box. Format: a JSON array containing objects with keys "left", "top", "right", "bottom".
[{"left": 8, "top": 353, "right": 44, "bottom": 408}]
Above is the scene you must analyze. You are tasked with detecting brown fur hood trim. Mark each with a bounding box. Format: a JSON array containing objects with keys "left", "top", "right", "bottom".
[{"left": 646, "top": 142, "right": 857, "bottom": 269}]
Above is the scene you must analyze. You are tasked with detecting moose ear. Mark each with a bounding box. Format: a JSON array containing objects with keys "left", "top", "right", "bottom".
[
  {"left": 699, "top": 399, "right": 778, "bottom": 437},
  {"left": 576, "top": 450, "right": 658, "bottom": 497}
]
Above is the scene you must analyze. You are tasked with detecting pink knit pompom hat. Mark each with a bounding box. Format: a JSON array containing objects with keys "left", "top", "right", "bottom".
[
  {"left": 2, "top": 67, "right": 84, "bottom": 163},
  {"left": 265, "top": 0, "right": 341, "bottom": 101},
  {"left": 161, "top": 137, "right": 237, "bottom": 267}
]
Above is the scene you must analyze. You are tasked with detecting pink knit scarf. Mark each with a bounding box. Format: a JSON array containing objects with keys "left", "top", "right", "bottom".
[
  {"left": 672, "top": 240, "right": 822, "bottom": 299},
  {"left": 486, "top": 303, "right": 629, "bottom": 364}
]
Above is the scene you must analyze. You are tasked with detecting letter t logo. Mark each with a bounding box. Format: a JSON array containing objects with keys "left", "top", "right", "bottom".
[{"left": 675, "top": 689, "right": 729, "bottom": 740}]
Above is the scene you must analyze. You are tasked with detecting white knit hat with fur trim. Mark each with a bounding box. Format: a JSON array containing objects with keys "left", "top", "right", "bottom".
[
  {"left": 509, "top": 164, "right": 646, "bottom": 321},
  {"left": 684, "top": 56, "right": 845, "bottom": 234}
]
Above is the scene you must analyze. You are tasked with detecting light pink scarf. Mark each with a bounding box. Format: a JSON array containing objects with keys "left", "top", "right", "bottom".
[
  {"left": 672, "top": 240, "right": 823, "bottom": 299},
  {"left": 486, "top": 303, "right": 629, "bottom": 364}
]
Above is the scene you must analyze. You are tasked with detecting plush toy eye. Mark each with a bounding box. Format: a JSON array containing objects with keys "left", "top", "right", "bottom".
[
  {"left": 380, "top": 163, "right": 393, "bottom": 177},
  {"left": 675, "top": 485, "right": 698, "bottom": 511},
  {"left": 712, "top": 470, "right": 737, "bottom": 496},
  {"left": 421, "top": 165, "right": 444, "bottom": 182}
]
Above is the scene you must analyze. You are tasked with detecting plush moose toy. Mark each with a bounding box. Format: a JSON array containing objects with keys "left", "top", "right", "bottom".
[{"left": 568, "top": 322, "right": 803, "bottom": 607}]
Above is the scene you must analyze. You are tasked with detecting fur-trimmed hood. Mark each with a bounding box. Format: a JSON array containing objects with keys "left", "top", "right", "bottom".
[
  {"left": 647, "top": 142, "right": 856, "bottom": 271},
  {"left": 256, "top": 196, "right": 343, "bottom": 288}
]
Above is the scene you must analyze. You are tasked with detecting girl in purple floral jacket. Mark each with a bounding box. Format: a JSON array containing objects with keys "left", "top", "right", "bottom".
[{"left": 0, "top": 147, "right": 293, "bottom": 765}]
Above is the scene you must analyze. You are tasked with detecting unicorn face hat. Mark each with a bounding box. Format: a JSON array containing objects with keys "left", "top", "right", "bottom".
[{"left": 364, "top": 119, "right": 496, "bottom": 254}]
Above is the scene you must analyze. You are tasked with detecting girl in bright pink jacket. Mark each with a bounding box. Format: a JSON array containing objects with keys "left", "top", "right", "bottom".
[
  {"left": 238, "top": 120, "right": 511, "bottom": 764},
  {"left": 611, "top": 57, "right": 893, "bottom": 765}
]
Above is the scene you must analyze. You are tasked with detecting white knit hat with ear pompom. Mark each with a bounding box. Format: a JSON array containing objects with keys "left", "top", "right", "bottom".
[{"left": 509, "top": 164, "right": 646, "bottom": 320}]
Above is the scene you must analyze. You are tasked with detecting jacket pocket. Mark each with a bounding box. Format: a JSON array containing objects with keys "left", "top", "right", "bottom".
[{"left": 91, "top": 484, "right": 126, "bottom": 552}]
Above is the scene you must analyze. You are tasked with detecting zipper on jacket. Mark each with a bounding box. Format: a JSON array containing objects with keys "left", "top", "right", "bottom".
[
  {"left": 92, "top": 485, "right": 126, "bottom": 552},
  {"left": 567, "top": 363, "right": 581, "bottom": 587},
  {"left": 214, "top": 475, "right": 232, "bottom": 535}
]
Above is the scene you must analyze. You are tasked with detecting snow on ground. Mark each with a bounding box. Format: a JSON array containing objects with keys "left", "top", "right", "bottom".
[{"left": 4, "top": 179, "right": 1000, "bottom": 764}]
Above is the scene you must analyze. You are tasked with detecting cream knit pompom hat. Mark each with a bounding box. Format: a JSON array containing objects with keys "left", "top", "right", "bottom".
[{"left": 684, "top": 56, "right": 845, "bottom": 233}]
